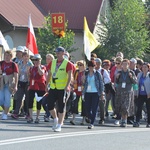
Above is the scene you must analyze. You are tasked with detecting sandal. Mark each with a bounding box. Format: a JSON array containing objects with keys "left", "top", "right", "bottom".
[{"left": 27, "top": 118, "right": 33, "bottom": 123}]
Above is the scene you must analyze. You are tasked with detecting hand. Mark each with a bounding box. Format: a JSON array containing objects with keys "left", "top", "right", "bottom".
[
  {"left": 101, "top": 95, "right": 105, "bottom": 100},
  {"left": 65, "top": 86, "right": 70, "bottom": 92},
  {"left": 45, "top": 86, "right": 48, "bottom": 93},
  {"left": 12, "top": 86, "right": 17, "bottom": 94},
  {"left": 129, "top": 73, "right": 132, "bottom": 78}
]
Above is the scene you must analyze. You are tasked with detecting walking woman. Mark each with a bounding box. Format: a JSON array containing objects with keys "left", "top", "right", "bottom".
[
  {"left": 0, "top": 51, "right": 19, "bottom": 120},
  {"left": 70, "top": 60, "right": 86, "bottom": 125},
  {"left": 27, "top": 54, "right": 46, "bottom": 123},
  {"left": 11, "top": 52, "right": 33, "bottom": 119},
  {"left": 133, "top": 62, "right": 150, "bottom": 127},
  {"left": 115, "top": 59, "right": 137, "bottom": 127},
  {"left": 82, "top": 61, "right": 104, "bottom": 129}
]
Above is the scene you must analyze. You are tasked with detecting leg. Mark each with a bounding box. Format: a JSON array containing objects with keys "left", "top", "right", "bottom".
[
  {"left": 90, "top": 93, "right": 99, "bottom": 125},
  {"left": 99, "top": 98, "right": 106, "bottom": 123}
]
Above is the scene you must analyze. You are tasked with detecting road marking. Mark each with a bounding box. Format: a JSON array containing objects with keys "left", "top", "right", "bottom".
[{"left": 0, "top": 128, "right": 149, "bottom": 146}]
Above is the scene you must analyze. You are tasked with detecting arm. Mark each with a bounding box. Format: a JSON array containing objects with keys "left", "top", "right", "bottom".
[
  {"left": 13, "top": 72, "right": 18, "bottom": 93},
  {"left": 38, "top": 65, "right": 45, "bottom": 75},
  {"left": 65, "top": 70, "right": 72, "bottom": 91},
  {"left": 45, "top": 70, "right": 51, "bottom": 92}
]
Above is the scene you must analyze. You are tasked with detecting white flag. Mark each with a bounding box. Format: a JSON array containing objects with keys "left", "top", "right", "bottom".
[
  {"left": 0, "top": 31, "right": 9, "bottom": 50},
  {"left": 84, "top": 17, "right": 99, "bottom": 60}
]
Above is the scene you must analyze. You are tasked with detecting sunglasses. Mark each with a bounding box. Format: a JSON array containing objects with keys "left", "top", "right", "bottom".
[
  {"left": 78, "top": 64, "right": 83, "bottom": 66},
  {"left": 115, "top": 62, "right": 120, "bottom": 65},
  {"left": 33, "top": 59, "right": 40, "bottom": 61}
]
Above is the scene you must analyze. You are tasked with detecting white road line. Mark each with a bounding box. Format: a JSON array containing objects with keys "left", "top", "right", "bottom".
[{"left": 0, "top": 128, "right": 149, "bottom": 146}]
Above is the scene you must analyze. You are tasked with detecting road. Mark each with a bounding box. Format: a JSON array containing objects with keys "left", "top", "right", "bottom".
[{"left": 0, "top": 112, "right": 150, "bottom": 150}]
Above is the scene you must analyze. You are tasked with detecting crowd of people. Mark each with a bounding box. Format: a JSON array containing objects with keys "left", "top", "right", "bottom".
[{"left": 0, "top": 46, "right": 150, "bottom": 132}]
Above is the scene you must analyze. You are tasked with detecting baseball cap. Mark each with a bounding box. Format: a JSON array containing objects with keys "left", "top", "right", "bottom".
[
  {"left": 130, "top": 58, "right": 137, "bottom": 64},
  {"left": 32, "top": 54, "right": 42, "bottom": 60},
  {"left": 55, "top": 46, "right": 65, "bottom": 53},
  {"left": 95, "top": 58, "right": 102, "bottom": 64},
  {"left": 16, "top": 46, "right": 24, "bottom": 52}
]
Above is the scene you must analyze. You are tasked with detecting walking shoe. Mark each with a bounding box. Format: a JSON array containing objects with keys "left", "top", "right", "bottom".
[
  {"left": 18, "top": 112, "right": 25, "bottom": 117},
  {"left": 34, "top": 117, "right": 40, "bottom": 123},
  {"left": 99, "top": 119, "right": 105, "bottom": 125},
  {"left": 133, "top": 122, "right": 140, "bottom": 127},
  {"left": 27, "top": 118, "right": 33, "bottom": 123},
  {"left": 1, "top": 111, "right": 4, "bottom": 119},
  {"left": 11, "top": 114, "right": 19, "bottom": 119},
  {"left": 52, "top": 119, "right": 58, "bottom": 131},
  {"left": 85, "top": 117, "right": 91, "bottom": 123},
  {"left": 70, "top": 120, "right": 75, "bottom": 125},
  {"left": 88, "top": 124, "right": 94, "bottom": 129},
  {"left": 114, "top": 120, "right": 120, "bottom": 125},
  {"left": 44, "top": 117, "right": 50, "bottom": 122},
  {"left": 2, "top": 114, "right": 7, "bottom": 120},
  {"left": 120, "top": 122, "right": 127, "bottom": 127},
  {"left": 54, "top": 125, "right": 61, "bottom": 132},
  {"left": 146, "top": 124, "right": 150, "bottom": 128}
]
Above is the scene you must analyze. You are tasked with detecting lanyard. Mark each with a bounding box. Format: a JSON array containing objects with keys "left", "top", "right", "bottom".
[
  {"left": 54, "top": 59, "right": 64, "bottom": 74},
  {"left": 3, "top": 64, "right": 10, "bottom": 72},
  {"left": 122, "top": 71, "right": 127, "bottom": 81}
]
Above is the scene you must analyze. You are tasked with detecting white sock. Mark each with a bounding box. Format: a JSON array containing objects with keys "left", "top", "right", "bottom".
[
  {"left": 54, "top": 118, "right": 58, "bottom": 123},
  {"left": 57, "top": 124, "right": 61, "bottom": 128}
]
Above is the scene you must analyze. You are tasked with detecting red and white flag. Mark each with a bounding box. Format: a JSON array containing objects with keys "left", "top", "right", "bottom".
[{"left": 26, "top": 15, "right": 38, "bottom": 55}]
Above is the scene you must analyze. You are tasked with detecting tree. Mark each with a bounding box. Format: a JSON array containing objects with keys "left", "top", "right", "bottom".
[
  {"left": 37, "top": 14, "right": 76, "bottom": 61},
  {"left": 96, "top": 0, "right": 150, "bottom": 60}
]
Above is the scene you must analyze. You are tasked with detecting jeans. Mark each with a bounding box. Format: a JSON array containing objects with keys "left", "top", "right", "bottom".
[
  {"left": 0, "top": 84, "right": 11, "bottom": 108},
  {"left": 136, "top": 95, "right": 150, "bottom": 124},
  {"left": 41, "top": 94, "right": 50, "bottom": 117},
  {"left": 85, "top": 92, "right": 99, "bottom": 125}
]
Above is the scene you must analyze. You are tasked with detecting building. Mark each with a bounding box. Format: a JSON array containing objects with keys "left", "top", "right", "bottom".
[{"left": 0, "top": 0, "right": 108, "bottom": 61}]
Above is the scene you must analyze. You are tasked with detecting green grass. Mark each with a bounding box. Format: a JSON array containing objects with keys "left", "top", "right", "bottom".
[{"left": 0, "top": 98, "right": 43, "bottom": 112}]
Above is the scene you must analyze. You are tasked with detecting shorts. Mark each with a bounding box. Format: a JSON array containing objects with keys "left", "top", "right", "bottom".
[{"left": 47, "top": 88, "right": 66, "bottom": 113}]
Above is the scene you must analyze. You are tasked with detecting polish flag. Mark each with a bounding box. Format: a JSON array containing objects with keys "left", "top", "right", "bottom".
[{"left": 26, "top": 15, "right": 38, "bottom": 55}]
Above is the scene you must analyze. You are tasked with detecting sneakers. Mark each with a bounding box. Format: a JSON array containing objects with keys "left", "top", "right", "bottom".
[
  {"left": 11, "top": 114, "right": 19, "bottom": 119},
  {"left": 99, "top": 119, "right": 105, "bottom": 125},
  {"left": 133, "top": 122, "right": 140, "bottom": 127},
  {"left": 44, "top": 117, "right": 50, "bottom": 122},
  {"left": 54, "top": 125, "right": 61, "bottom": 132},
  {"left": 34, "top": 117, "right": 40, "bottom": 123},
  {"left": 2, "top": 114, "right": 7, "bottom": 120},
  {"left": 27, "top": 118, "right": 33, "bottom": 123},
  {"left": 114, "top": 120, "right": 120, "bottom": 125},
  {"left": 52, "top": 118, "right": 58, "bottom": 131},
  {"left": 88, "top": 124, "right": 94, "bottom": 129},
  {"left": 120, "top": 122, "right": 127, "bottom": 127},
  {"left": 146, "top": 124, "right": 150, "bottom": 128},
  {"left": 70, "top": 120, "right": 75, "bottom": 125},
  {"left": 85, "top": 117, "right": 91, "bottom": 123}
]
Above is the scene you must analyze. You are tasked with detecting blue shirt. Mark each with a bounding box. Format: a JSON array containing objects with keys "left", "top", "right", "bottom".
[
  {"left": 86, "top": 75, "right": 98, "bottom": 93},
  {"left": 139, "top": 75, "right": 147, "bottom": 95}
]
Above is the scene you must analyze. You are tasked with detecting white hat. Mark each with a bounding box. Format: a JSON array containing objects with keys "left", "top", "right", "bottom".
[
  {"left": 95, "top": 58, "right": 102, "bottom": 64},
  {"left": 16, "top": 46, "right": 24, "bottom": 52},
  {"left": 32, "top": 54, "right": 42, "bottom": 60},
  {"left": 130, "top": 58, "right": 137, "bottom": 64}
]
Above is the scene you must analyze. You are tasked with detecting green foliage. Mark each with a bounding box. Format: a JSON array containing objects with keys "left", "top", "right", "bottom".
[
  {"left": 37, "top": 15, "right": 76, "bottom": 62},
  {"left": 96, "top": 0, "right": 150, "bottom": 60}
]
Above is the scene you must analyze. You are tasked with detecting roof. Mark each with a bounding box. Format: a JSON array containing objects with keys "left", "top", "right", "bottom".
[
  {"left": 33, "top": 0, "right": 102, "bottom": 31},
  {"left": 0, "top": 0, "right": 45, "bottom": 28}
]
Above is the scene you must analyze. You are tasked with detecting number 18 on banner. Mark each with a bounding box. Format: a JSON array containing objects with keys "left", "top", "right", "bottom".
[{"left": 51, "top": 13, "right": 65, "bottom": 38}]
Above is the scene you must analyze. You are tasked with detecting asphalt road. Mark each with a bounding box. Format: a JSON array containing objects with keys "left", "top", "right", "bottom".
[{"left": 0, "top": 112, "right": 150, "bottom": 150}]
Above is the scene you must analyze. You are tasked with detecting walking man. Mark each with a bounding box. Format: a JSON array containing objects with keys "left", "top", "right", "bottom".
[{"left": 46, "top": 46, "right": 72, "bottom": 132}]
